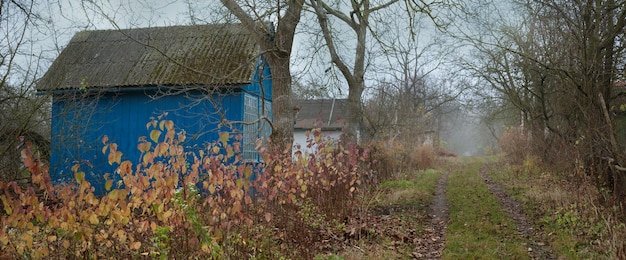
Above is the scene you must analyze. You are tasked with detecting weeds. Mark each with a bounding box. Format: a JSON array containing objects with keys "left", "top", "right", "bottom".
[
  {"left": 488, "top": 157, "right": 626, "bottom": 259},
  {"left": 0, "top": 116, "right": 373, "bottom": 258}
]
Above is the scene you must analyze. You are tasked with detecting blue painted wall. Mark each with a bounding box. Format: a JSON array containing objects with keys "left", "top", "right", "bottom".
[
  {"left": 50, "top": 89, "right": 248, "bottom": 194},
  {"left": 243, "top": 56, "right": 273, "bottom": 101},
  {"left": 48, "top": 57, "right": 273, "bottom": 194}
]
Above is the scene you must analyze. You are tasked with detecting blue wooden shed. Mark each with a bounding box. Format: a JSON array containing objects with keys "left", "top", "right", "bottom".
[{"left": 37, "top": 24, "right": 272, "bottom": 193}]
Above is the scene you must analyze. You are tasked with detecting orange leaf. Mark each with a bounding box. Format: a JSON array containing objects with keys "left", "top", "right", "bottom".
[
  {"left": 114, "top": 151, "right": 123, "bottom": 164},
  {"left": 130, "top": 241, "right": 141, "bottom": 250},
  {"left": 164, "top": 120, "right": 174, "bottom": 131},
  {"left": 102, "top": 135, "right": 109, "bottom": 144}
]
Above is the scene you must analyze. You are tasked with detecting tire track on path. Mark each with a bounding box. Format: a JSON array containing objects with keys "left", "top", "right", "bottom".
[
  {"left": 479, "top": 164, "right": 555, "bottom": 260},
  {"left": 413, "top": 169, "right": 450, "bottom": 259}
]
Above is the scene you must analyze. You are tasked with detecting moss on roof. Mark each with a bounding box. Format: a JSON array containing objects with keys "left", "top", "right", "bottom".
[{"left": 37, "top": 24, "right": 260, "bottom": 91}]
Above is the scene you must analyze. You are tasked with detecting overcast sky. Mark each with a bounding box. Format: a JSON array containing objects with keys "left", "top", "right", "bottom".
[{"left": 21, "top": 1, "right": 458, "bottom": 96}]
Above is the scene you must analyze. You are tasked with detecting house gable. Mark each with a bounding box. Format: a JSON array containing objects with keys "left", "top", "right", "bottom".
[{"left": 294, "top": 99, "right": 347, "bottom": 131}]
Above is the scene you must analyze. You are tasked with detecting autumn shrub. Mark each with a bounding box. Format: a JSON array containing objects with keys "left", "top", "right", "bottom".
[
  {"left": 414, "top": 145, "right": 435, "bottom": 169},
  {"left": 256, "top": 128, "right": 374, "bottom": 257},
  {"left": 369, "top": 141, "right": 435, "bottom": 181},
  {"left": 0, "top": 116, "right": 373, "bottom": 258},
  {"left": 498, "top": 126, "right": 531, "bottom": 164}
]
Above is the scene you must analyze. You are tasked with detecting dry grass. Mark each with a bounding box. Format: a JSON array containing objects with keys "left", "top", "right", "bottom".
[{"left": 487, "top": 159, "right": 626, "bottom": 259}]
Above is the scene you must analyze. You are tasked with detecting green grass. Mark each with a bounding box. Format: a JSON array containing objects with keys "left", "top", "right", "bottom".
[
  {"left": 378, "top": 169, "right": 441, "bottom": 208},
  {"left": 442, "top": 160, "right": 530, "bottom": 260}
]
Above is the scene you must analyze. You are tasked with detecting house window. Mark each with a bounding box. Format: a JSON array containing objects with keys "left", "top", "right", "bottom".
[{"left": 243, "top": 94, "right": 272, "bottom": 161}]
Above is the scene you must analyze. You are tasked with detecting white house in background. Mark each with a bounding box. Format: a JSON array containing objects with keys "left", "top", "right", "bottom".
[{"left": 293, "top": 99, "right": 348, "bottom": 155}]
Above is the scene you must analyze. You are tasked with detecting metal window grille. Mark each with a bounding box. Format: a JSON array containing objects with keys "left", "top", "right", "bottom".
[{"left": 243, "top": 94, "right": 259, "bottom": 161}]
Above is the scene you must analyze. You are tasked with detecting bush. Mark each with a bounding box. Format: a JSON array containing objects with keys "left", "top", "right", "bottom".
[
  {"left": 370, "top": 141, "right": 435, "bottom": 181},
  {"left": 498, "top": 126, "right": 530, "bottom": 164},
  {"left": 0, "top": 116, "right": 373, "bottom": 258}
]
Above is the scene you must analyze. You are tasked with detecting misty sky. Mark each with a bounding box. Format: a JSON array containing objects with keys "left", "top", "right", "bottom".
[{"left": 14, "top": 0, "right": 516, "bottom": 155}]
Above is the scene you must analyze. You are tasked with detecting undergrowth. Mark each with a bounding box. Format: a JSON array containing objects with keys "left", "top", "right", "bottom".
[
  {"left": 487, "top": 157, "right": 626, "bottom": 259},
  {"left": 0, "top": 115, "right": 374, "bottom": 259}
]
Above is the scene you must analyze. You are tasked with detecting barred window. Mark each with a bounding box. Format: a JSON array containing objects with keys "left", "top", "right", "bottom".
[{"left": 243, "top": 94, "right": 272, "bottom": 161}]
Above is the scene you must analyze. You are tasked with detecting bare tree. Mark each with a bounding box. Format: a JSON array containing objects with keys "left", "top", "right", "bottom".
[
  {"left": 220, "top": 0, "right": 304, "bottom": 153},
  {"left": 461, "top": 0, "right": 626, "bottom": 204},
  {"left": 303, "top": 0, "right": 460, "bottom": 142},
  {"left": 0, "top": 0, "right": 51, "bottom": 182}
]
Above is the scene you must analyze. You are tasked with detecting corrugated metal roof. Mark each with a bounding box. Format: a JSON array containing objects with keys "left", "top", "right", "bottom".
[
  {"left": 37, "top": 24, "right": 260, "bottom": 91},
  {"left": 294, "top": 99, "right": 348, "bottom": 130}
]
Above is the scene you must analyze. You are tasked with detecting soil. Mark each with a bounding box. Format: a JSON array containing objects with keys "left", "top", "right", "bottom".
[
  {"left": 479, "top": 164, "right": 556, "bottom": 260},
  {"left": 412, "top": 170, "right": 450, "bottom": 259}
]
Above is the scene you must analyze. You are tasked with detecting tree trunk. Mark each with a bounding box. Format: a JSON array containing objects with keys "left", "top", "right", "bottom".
[
  {"left": 220, "top": 0, "right": 303, "bottom": 154},
  {"left": 265, "top": 54, "right": 295, "bottom": 153},
  {"left": 344, "top": 81, "right": 363, "bottom": 142}
]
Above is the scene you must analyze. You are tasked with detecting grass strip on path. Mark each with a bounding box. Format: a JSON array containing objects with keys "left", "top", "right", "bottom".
[
  {"left": 442, "top": 159, "right": 530, "bottom": 260},
  {"left": 335, "top": 169, "right": 442, "bottom": 260}
]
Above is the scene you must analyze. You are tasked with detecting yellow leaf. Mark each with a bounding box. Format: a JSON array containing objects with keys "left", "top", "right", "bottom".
[
  {"left": 159, "top": 120, "right": 165, "bottom": 131},
  {"left": 178, "top": 131, "right": 186, "bottom": 143},
  {"left": 47, "top": 235, "right": 57, "bottom": 243},
  {"left": 105, "top": 180, "right": 113, "bottom": 191},
  {"left": 212, "top": 146, "right": 220, "bottom": 154},
  {"left": 71, "top": 164, "right": 80, "bottom": 173},
  {"left": 102, "top": 144, "right": 109, "bottom": 155},
  {"left": 219, "top": 132, "right": 229, "bottom": 145},
  {"left": 162, "top": 210, "right": 172, "bottom": 220},
  {"left": 143, "top": 152, "right": 153, "bottom": 165},
  {"left": 74, "top": 171, "right": 85, "bottom": 183},
  {"left": 137, "top": 142, "right": 151, "bottom": 153},
  {"left": 244, "top": 165, "right": 252, "bottom": 179},
  {"left": 20, "top": 232, "right": 33, "bottom": 249},
  {"left": 88, "top": 213, "right": 99, "bottom": 225},
  {"left": 130, "top": 241, "right": 141, "bottom": 250},
  {"left": 227, "top": 146, "right": 234, "bottom": 158},
  {"left": 0, "top": 195, "right": 11, "bottom": 215},
  {"left": 62, "top": 240, "right": 70, "bottom": 249},
  {"left": 117, "top": 230, "right": 127, "bottom": 243},
  {"left": 35, "top": 246, "right": 50, "bottom": 258},
  {"left": 150, "top": 130, "right": 161, "bottom": 143}
]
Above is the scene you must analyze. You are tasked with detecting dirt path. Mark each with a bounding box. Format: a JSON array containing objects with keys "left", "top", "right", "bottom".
[
  {"left": 479, "top": 165, "right": 555, "bottom": 260},
  {"left": 412, "top": 170, "right": 450, "bottom": 259}
]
